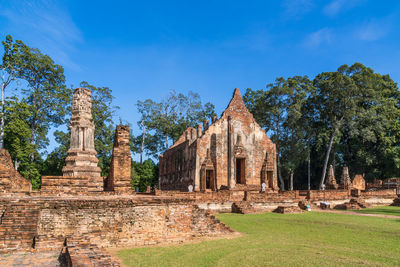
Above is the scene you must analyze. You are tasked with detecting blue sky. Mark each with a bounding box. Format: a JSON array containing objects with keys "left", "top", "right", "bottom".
[{"left": 1, "top": 0, "right": 400, "bottom": 155}]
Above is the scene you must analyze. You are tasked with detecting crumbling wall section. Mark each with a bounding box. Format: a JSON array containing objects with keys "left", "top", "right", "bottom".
[{"left": 0, "top": 149, "right": 31, "bottom": 193}]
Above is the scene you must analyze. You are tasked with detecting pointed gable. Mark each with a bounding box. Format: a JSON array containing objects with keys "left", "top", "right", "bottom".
[{"left": 222, "top": 88, "right": 253, "bottom": 119}]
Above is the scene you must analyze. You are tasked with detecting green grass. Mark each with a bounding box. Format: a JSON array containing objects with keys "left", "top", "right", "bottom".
[
  {"left": 351, "top": 206, "right": 400, "bottom": 216},
  {"left": 117, "top": 212, "right": 400, "bottom": 267}
]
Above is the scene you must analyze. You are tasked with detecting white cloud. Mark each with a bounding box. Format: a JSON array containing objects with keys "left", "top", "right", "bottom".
[
  {"left": 323, "top": 0, "right": 364, "bottom": 17},
  {"left": 303, "top": 28, "right": 333, "bottom": 48},
  {"left": 355, "top": 19, "right": 389, "bottom": 41},
  {"left": 0, "top": 0, "right": 82, "bottom": 70}
]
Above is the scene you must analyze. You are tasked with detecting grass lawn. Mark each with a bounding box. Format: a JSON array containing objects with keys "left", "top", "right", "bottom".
[
  {"left": 117, "top": 212, "right": 400, "bottom": 267},
  {"left": 352, "top": 206, "right": 400, "bottom": 216}
]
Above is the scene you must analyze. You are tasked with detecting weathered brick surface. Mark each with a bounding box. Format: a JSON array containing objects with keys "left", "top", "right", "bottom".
[
  {"left": 41, "top": 176, "right": 89, "bottom": 195},
  {"left": 352, "top": 174, "right": 366, "bottom": 191},
  {"left": 36, "top": 198, "right": 232, "bottom": 249},
  {"left": 105, "top": 125, "right": 132, "bottom": 193},
  {"left": 159, "top": 88, "right": 278, "bottom": 192},
  {"left": 66, "top": 237, "right": 121, "bottom": 266},
  {"left": 334, "top": 198, "right": 369, "bottom": 210},
  {"left": 0, "top": 251, "right": 61, "bottom": 267},
  {"left": 0, "top": 149, "right": 31, "bottom": 193},
  {"left": 232, "top": 202, "right": 258, "bottom": 214},
  {"left": 361, "top": 189, "right": 397, "bottom": 198},
  {"left": 0, "top": 199, "right": 39, "bottom": 253},
  {"left": 307, "top": 190, "right": 351, "bottom": 201}
]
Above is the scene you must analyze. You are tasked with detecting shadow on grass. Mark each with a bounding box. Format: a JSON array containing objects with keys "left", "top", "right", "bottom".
[{"left": 354, "top": 207, "right": 400, "bottom": 216}]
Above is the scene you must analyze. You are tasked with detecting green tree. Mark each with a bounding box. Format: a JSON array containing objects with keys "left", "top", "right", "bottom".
[
  {"left": 42, "top": 130, "right": 69, "bottom": 176},
  {"left": 1, "top": 35, "right": 23, "bottom": 149},
  {"left": 13, "top": 39, "right": 70, "bottom": 161},
  {"left": 135, "top": 90, "right": 215, "bottom": 158},
  {"left": 244, "top": 79, "right": 291, "bottom": 190},
  {"left": 3, "top": 97, "right": 42, "bottom": 189},
  {"left": 311, "top": 70, "right": 358, "bottom": 189},
  {"left": 335, "top": 63, "right": 400, "bottom": 180},
  {"left": 131, "top": 159, "right": 158, "bottom": 192},
  {"left": 281, "top": 76, "right": 314, "bottom": 190}
]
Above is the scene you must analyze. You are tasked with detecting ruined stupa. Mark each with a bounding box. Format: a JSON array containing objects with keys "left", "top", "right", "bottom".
[
  {"left": 62, "top": 88, "right": 102, "bottom": 190},
  {"left": 340, "top": 166, "right": 352, "bottom": 189},
  {"left": 325, "top": 164, "right": 338, "bottom": 189}
]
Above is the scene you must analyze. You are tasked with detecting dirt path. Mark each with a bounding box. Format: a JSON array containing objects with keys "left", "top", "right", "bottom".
[{"left": 313, "top": 209, "right": 400, "bottom": 219}]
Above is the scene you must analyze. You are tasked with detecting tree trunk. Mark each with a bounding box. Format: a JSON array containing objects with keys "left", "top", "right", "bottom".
[
  {"left": 307, "top": 150, "right": 311, "bottom": 191},
  {"left": 140, "top": 121, "right": 146, "bottom": 164},
  {"left": 29, "top": 91, "right": 37, "bottom": 163},
  {"left": 289, "top": 172, "right": 294, "bottom": 191},
  {"left": 29, "top": 126, "right": 35, "bottom": 163},
  {"left": 275, "top": 120, "right": 284, "bottom": 190},
  {"left": 0, "top": 68, "right": 5, "bottom": 149},
  {"left": 277, "top": 148, "right": 285, "bottom": 190},
  {"left": 319, "top": 128, "right": 336, "bottom": 189}
]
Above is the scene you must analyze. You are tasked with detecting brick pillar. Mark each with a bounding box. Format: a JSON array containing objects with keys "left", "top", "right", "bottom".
[{"left": 106, "top": 125, "right": 132, "bottom": 193}]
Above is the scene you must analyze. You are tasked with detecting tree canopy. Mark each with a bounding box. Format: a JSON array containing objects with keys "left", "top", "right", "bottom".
[
  {"left": 244, "top": 63, "right": 400, "bottom": 190},
  {"left": 133, "top": 90, "right": 216, "bottom": 158}
]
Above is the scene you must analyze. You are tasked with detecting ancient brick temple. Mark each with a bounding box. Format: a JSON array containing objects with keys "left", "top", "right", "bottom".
[
  {"left": 159, "top": 88, "right": 278, "bottom": 192},
  {"left": 62, "top": 88, "right": 102, "bottom": 190}
]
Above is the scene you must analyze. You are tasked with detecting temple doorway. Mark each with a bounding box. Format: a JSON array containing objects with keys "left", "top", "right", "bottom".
[
  {"left": 267, "top": 171, "right": 273, "bottom": 188},
  {"left": 206, "top": 170, "right": 213, "bottom": 189},
  {"left": 236, "top": 158, "right": 245, "bottom": 184}
]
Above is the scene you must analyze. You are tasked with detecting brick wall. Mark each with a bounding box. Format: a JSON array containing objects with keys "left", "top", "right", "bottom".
[
  {"left": 41, "top": 176, "right": 89, "bottom": 194},
  {"left": 360, "top": 189, "right": 397, "bottom": 197},
  {"left": 35, "top": 198, "right": 233, "bottom": 250},
  {"left": 307, "top": 190, "right": 351, "bottom": 200}
]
